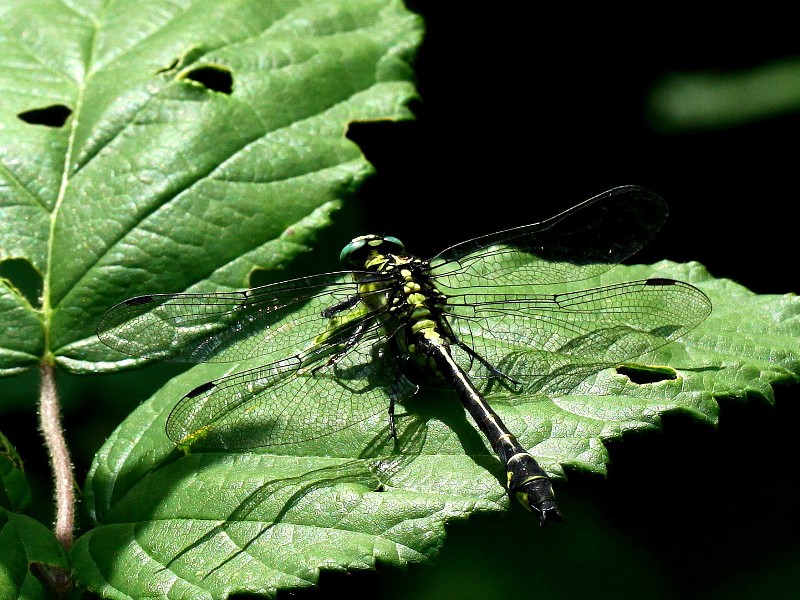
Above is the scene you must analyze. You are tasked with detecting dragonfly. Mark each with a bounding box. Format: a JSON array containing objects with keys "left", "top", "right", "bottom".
[{"left": 97, "top": 185, "right": 712, "bottom": 525}]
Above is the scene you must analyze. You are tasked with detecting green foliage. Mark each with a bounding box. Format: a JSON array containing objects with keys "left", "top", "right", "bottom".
[
  {"left": 1, "top": 0, "right": 423, "bottom": 596},
  {"left": 1, "top": 433, "right": 69, "bottom": 599},
  {"left": 647, "top": 56, "right": 800, "bottom": 132},
  {"left": 0, "top": 432, "right": 30, "bottom": 512},
  {"left": 73, "top": 261, "right": 799, "bottom": 597},
  {"left": 1, "top": 1, "right": 799, "bottom": 599},
  {"left": 0, "top": 0, "right": 422, "bottom": 375}
]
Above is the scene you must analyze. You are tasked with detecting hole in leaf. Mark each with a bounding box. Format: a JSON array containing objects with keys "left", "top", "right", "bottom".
[
  {"left": 180, "top": 65, "right": 233, "bottom": 94},
  {"left": 616, "top": 364, "right": 678, "bottom": 385},
  {"left": 156, "top": 45, "right": 208, "bottom": 75},
  {"left": 0, "top": 258, "right": 43, "bottom": 308},
  {"left": 156, "top": 57, "right": 180, "bottom": 74},
  {"left": 17, "top": 104, "right": 72, "bottom": 127}
]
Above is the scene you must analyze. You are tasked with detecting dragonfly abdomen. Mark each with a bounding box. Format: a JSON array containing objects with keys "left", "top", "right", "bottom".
[{"left": 419, "top": 334, "right": 563, "bottom": 525}]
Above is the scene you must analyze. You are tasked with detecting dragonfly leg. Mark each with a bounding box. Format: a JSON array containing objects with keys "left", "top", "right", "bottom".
[
  {"left": 388, "top": 392, "right": 397, "bottom": 441},
  {"left": 323, "top": 319, "right": 369, "bottom": 368},
  {"left": 384, "top": 376, "right": 409, "bottom": 443},
  {"left": 308, "top": 318, "right": 372, "bottom": 374},
  {"left": 320, "top": 294, "right": 360, "bottom": 318},
  {"left": 456, "top": 340, "right": 520, "bottom": 386}
]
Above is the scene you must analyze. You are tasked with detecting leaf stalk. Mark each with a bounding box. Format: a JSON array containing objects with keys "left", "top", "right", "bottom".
[{"left": 38, "top": 362, "right": 74, "bottom": 549}]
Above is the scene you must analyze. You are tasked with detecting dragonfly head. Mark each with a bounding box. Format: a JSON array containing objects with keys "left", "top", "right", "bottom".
[{"left": 340, "top": 234, "right": 405, "bottom": 269}]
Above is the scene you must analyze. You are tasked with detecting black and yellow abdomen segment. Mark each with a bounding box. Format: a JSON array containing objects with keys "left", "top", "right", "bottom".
[
  {"left": 500, "top": 441, "right": 561, "bottom": 523},
  {"left": 423, "top": 336, "right": 563, "bottom": 525}
]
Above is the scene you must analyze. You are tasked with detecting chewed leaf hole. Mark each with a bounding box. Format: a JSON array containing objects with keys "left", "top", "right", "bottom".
[
  {"left": 17, "top": 104, "right": 72, "bottom": 127},
  {"left": 156, "top": 45, "right": 207, "bottom": 75},
  {"left": 616, "top": 364, "right": 678, "bottom": 385},
  {"left": 0, "top": 258, "right": 43, "bottom": 307},
  {"left": 156, "top": 57, "right": 180, "bottom": 74},
  {"left": 180, "top": 64, "right": 233, "bottom": 94}
]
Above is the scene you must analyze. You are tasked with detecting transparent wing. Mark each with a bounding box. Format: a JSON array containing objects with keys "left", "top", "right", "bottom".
[
  {"left": 444, "top": 278, "right": 712, "bottom": 395},
  {"left": 430, "top": 186, "right": 668, "bottom": 289},
  {"left": 97, "top": 271, "right": 388, "bottom": 364},
  {"left": 165, "top": 306, "right": 411, "bottom": 450}
]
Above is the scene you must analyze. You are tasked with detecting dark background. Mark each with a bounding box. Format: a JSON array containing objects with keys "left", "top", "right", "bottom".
[
  {"left": 351, "top": 8, "right": 799, "bottom": 299},
  {"left": 340, "top": 6, "right": 800, "bottom": 600},
  {"left": 3, "top": 5, "right": 799, "bottom": 599}
]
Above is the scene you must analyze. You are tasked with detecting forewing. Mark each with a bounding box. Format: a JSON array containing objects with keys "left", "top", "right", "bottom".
[
  {"left": 445, "top": 279, "right": 712, "bottom": 395},
  {"left": 430, "top": 186, "right": 667, "bottom": 289},
  {"left": 97, "top": 271, "right": 385, "bottom": 363}
]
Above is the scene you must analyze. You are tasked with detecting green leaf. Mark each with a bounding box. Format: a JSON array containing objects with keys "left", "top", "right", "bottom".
[
  {"left": 0, "top": 279, "right": 43, "bottom": 376},
  {"left": 0, "top": 432, "right": 31, "bottom": 512},
  {"left": 0, "top": 510, "right": 71, "bottom": 600},
  {"left": 0, "top": 436, "right": 69, "bottom": 600},
  {"left": 647, "top": 55, "right": 800, "bottom": 133},
  {"left": 0, "top": 0, "right": 422, "bottom": 375},
  {"left": 72, "top": 261, "right": 799, "bottom": 598}
]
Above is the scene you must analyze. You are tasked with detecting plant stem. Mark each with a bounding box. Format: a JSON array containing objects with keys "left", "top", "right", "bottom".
[{"left": 39, "top": 362, "right": 74, "bottom": 549}]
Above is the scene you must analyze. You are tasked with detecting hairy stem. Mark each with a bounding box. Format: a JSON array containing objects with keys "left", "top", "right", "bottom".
[{"left": 39, "top": 362, "right": 74, "bottom": 549}]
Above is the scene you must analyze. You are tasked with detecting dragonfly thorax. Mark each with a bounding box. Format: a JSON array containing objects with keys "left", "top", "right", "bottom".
[
  {"left": 342, "top": 235, "right": 450, "bottom": 352},
  {"left": 379, "top": 255, "right": 452, "bottom": 359}
]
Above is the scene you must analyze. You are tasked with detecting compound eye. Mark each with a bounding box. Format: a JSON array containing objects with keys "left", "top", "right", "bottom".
[
  {"left": 340, "top": 235, "right": 406, "bottom": 268},
  {"left": 339, "top": 238, "right": 367, "bottom": 267},
  {"left": 382, "top": 236, "right": 405, "bottom": 254}
]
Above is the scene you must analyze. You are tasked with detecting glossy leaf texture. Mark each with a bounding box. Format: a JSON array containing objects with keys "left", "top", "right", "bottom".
[{"left": 0, "top": 0, "right": 423, "bottom": 375}]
